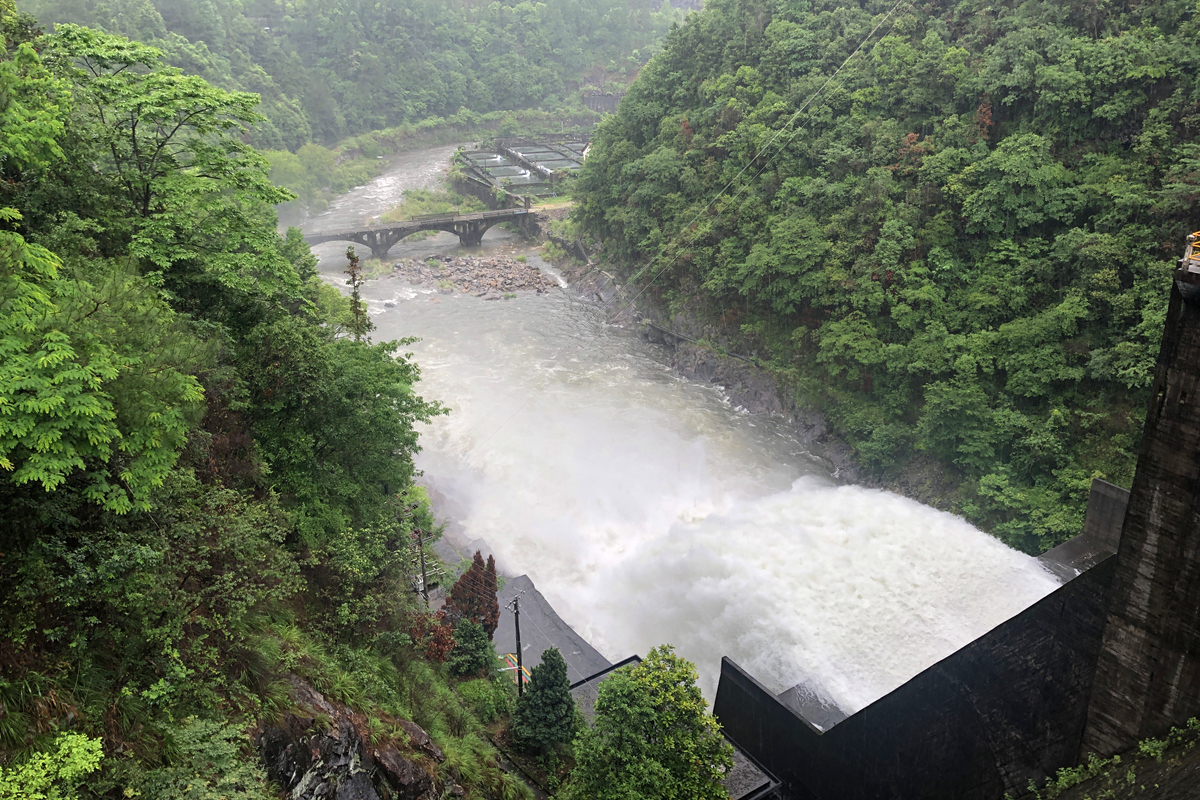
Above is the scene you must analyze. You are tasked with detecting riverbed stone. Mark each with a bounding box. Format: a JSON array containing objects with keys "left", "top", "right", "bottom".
[{"left": 389, "top": 254, "right": 557, "bottom": 296}]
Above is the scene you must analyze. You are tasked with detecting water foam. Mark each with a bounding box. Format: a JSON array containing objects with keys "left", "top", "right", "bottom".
[
  {"left": 405, "top": 308, "right": 1060, "bottom": 710},
  {"left": 320, "top": 149, "right": 1063, "bottom": 714}
]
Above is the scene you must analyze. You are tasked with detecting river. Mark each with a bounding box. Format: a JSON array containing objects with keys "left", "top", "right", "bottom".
[{"left": 298, "top": 145, "right": 1060, "bottom": 713}]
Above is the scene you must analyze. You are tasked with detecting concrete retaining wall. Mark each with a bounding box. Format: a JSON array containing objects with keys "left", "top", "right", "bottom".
[
  {"left": 716, "top": 495, "right": 1123, "bottom": 800},
  {"left": 1086, "top": 280, "right": 1200, "bottom": 754}
]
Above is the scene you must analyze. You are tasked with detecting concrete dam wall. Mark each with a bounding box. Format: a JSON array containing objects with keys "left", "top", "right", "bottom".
[
  {"left": 715, "top": 481, "right": 1127, "bottom": 800},
  {"left": 715, "top": 248, "right": 1200, "bottom": 799}
]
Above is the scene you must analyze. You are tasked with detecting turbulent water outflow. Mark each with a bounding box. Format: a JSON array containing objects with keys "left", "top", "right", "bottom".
[{"left": 300, "top": 147, "right": 1061, "bottom": 713}]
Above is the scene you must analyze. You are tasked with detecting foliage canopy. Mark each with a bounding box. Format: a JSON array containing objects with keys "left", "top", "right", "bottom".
[
  {"left": 564, "top": 645, "right": 733, "bottom": 800},
  {"left": 574, "top": 0, "right": 1200, "bottom": 551},
  {"left": 511, "top": 647, "right": 576, "bottom": 754}
]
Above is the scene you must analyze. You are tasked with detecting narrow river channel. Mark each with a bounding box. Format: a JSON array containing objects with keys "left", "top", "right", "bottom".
[{"left": 298, "top": 145, "right": 1060, "bottom": 713}]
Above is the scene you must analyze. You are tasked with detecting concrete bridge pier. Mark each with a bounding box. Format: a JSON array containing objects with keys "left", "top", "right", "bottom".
[
  {"left": 303, "top": 208, "right": 535, "bottom": 257},
  {"left": 453, "top": 219, "right": 487, "bottom": 247},
  {"left": 358, "top": 229, "right": 404, "bottom": 261}
]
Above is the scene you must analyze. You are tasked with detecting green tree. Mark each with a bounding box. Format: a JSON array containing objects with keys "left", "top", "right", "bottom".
[
  {"left": 236, "top": 314, "right": 443, "bottom": 539},
  {"left": 564, "top": 645, "right": 733, "bottom": 800},
  {"left": 447, "top": 618, "right": 494, "bottom": 678},
  {"left": 511, "top": 647, "right": 576, "bottom": 754},
  {"left": 41, "top": 25, "right": 298, "bottom": 295},
  {"left": 0, "top": 223, "right": 206, "bottom": 513}
]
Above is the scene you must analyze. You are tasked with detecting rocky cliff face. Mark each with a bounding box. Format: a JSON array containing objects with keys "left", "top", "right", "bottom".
[{"left": 257, "top": 676, "right": 459, "bottom": 800}]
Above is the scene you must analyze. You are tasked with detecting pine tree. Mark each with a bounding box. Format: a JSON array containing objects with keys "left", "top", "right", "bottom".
[
  {"left": 482, "top": 554, "right": 500, "bottom": 639},
  {"left": 445, "top": 551, "right": 500, "bottom": 639},
  {"left": 512, "top": 647, "right": 576, "bottom": 754}
]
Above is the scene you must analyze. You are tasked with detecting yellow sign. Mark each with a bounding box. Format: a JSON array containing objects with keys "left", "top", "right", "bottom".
[{"left": 502, "top": 653, "right": 531, "bottom": 684}]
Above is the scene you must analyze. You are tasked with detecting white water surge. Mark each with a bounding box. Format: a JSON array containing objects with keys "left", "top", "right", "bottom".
[{"left": 300, "top": 146, "right": 1061, "bottom": 713}]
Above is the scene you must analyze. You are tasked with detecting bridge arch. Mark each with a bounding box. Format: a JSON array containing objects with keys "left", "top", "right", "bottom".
[{"left": 303, "top": 209, "right": 533, "bottom": 259}]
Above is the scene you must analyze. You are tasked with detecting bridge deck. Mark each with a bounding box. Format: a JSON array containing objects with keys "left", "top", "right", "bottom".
[{"left": 304, "top": 208, "right": 531, "bottom": 243}]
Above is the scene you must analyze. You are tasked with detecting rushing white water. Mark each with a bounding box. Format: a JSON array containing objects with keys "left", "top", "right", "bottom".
[{"left": 299, "top": 146, "right": 1061, "bottom": 712}]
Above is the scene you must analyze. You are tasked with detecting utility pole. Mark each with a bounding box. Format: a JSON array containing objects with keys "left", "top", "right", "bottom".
[
  {"left": 415, "top": 528, "right": 430, "bottom": 608},
  {"left": 506, "top": 592, "right": 525, "bottom": 697}
]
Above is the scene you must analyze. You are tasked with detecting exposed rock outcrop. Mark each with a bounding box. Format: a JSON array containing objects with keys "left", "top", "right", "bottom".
[{"left": 257, "top": 676, "right": 451, "bottom": 800}]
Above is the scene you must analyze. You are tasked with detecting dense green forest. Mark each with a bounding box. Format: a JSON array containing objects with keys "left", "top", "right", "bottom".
[
  {"left": 574, "top": 0, "right": 1200, "bottom": 552},
  {"left": 0, "top": 4, "right": 523, "bottom": 796},
  {"left": 0, "top": 3, "right": 738, "bottom": 797},
  {"left": 20, "top": 0, "right": 680, "bottom": 149}
]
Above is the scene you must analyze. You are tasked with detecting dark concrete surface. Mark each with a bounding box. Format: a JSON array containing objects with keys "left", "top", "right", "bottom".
[
  {"left": 493, "top": 574, "right": 613, "bottom": 684},
  {"left": 1087, "top": 279, "right": 1200, "bottom": 755},
  {"left": 1039, "top": 479, "right": 1128, "bottom": 582},
  {"left": 716, "top": 550, "right": 1118, "bottom": 800}
]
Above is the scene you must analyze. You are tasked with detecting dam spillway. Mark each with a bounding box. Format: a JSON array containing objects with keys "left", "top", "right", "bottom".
[{"left": 300, "top": 145, "right": 1062, "bottom": 714}]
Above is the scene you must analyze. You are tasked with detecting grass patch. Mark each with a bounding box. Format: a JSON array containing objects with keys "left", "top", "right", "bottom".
[{"left": 380, "top": 189, "right": 486, "bottom": 223}]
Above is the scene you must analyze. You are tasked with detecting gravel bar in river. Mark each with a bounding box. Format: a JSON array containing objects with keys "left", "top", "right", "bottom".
[{"left": 389, "top": 254, "right": 559, "bottom": 297}]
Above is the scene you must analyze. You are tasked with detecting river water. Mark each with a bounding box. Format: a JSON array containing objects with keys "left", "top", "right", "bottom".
[{"left": 298, "top": 145, "right": 1061, "bottom": 713}]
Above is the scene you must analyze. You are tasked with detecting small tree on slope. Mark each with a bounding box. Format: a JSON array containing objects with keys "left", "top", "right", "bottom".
[
  {"left": 512, "top": 647, "right": 576, "bottom": 754},
  {"left": 563, "top": 645, "right": 733, "bottom": 800},
  {"left": 448, "top": 618, "right": 494, "bottom": 678},
  {"left": 482, "top": 554, "right": 500, "bottom": 638}
]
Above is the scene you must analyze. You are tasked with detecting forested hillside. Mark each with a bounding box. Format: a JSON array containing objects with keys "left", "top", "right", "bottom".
[
  {"left": 20, "top": 0, "right": 680, "bottom": 149},
  {"left": 0, "top": 6, "right": 550, "bottom": 796},
  {"left": 575, "top": 0, "right": 1200, "bottom": 552}
]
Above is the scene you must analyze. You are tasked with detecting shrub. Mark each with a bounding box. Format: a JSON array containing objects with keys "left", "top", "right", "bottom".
[
  {"left": 512, "top": 648, "right": 575, "bottom": 753},
  {"left": 447, "top": 619, "right": 494, "bottom": 678}
]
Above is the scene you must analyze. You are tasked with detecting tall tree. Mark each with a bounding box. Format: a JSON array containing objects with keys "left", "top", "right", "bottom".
[
  {"left": 444, "top": 550, "right": 500, "bottom": 640},
  {"left": 564, "top": 645, "right": 733, "bottom": 800},
  {"left": 39, "top": 25, "right": 297, "bottom": 296},
  {"left": 512, "top": 647, "right": 575, "bottom": 754},
  {"left": 482, "top": 554, "right": 500, "bottom": 639}
]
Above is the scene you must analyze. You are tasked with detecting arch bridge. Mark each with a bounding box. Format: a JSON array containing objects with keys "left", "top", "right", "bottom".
[{"left": 303, "top": 208, "right": 534, "bottom": 259}]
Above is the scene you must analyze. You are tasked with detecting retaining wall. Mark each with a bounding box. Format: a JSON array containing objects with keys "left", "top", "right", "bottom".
[{"left": 715, "top": 481, "right": 1127, "bottom": 800}]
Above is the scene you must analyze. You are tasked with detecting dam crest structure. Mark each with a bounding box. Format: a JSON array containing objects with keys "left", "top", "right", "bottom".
[{"left": 716, "top": 235, "right": 1200, "bottom": 799}]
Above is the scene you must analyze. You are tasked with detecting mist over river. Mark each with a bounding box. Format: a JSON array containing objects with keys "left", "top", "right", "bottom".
[{"left": 298, "top": 146, "right": 1060, "bottom": 713}]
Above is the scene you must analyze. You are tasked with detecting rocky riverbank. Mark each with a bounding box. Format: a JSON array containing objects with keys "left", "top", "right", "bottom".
[{"left": 387, "top": 254, "right": 559, "bottom": 298}]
